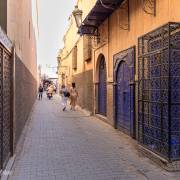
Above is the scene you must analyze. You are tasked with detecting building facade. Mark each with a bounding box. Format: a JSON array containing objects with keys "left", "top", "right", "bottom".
[
  {"left": 58, "top": 0, "right": 180, "bottom": 169},
  {"left": 0, "top": 0, "right": 37, "bottom": 172},
  {"left": 57, "top": 0, "right": 96, "bottom": 113},
  {"left": 76, "top": 0, "right": 180, "bottom": 169}
]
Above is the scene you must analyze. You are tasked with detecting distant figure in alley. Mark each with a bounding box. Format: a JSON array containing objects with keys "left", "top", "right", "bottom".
[
  {"left": 47, "top": 84, "right": 54, "bottom": 99},
  {"left": 38, "top": 84, "right": 43, "bottom": 100},
  {"left": 60, "top": 85, "right": 70, "bottom": 111},
  {"left": 70, "top": 82, "right": 78, "bottom": 111}
]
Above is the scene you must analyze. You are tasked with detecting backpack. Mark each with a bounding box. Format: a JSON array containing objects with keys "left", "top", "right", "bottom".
[{"left": 64, "top": 91, "right": 70, "bottom": 97}]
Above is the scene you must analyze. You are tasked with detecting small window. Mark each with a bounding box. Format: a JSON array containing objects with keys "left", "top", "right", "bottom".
[
  {"left": 84, "top": 36, "right": 92, "bottom": 62},
  {"left": 72, "top": 46, "right": 77, "bottom": 70}
]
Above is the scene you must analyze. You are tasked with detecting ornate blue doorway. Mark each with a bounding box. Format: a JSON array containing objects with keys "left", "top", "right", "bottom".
[
  {"left": 114, "top": 47, "right": 135, "bottom": 137},
  {"left": 98, "top": 56, "right": 107, "bottom": 116}
]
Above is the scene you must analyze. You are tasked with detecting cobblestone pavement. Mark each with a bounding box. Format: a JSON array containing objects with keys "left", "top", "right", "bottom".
[{"left": 9, "top": 95, "right": 180, "bottom": 180}]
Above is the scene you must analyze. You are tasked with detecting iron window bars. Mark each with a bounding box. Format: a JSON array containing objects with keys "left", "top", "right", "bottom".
[{"left": 138, "top": 22, "right": 180, "bottom": 160}]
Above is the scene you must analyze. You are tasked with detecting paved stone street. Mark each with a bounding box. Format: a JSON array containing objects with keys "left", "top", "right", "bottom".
[{"left": 9, "top": 95, "right": 180, "bottom": 180}]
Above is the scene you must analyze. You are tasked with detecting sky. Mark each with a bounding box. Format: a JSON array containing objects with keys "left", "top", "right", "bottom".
[{"left": 36, "top": 0, "right": 76, "bottom": 78}]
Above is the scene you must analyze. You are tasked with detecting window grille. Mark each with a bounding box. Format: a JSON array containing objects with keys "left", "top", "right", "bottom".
[{"left": 138, "top": 22, "right": 180, "bottom": 160}]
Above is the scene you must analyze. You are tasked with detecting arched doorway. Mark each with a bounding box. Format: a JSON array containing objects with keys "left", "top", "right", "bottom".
[
  {"left": 114, "top": 47, "right": 135, "bottom": 137},
  {"left": 116, "top": 61, "right": 131, "bottom": 133},
  {"left": 98, "top": 56, "right": 107, "bottom": 116}
]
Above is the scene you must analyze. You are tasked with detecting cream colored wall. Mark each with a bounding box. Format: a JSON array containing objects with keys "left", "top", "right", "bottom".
[
  {"left": 77, "top": 0, "right": 96, "bottom": 73},
  {"left": 7, "top": 0, "right": 37, "bottom": 79},
  {"left": 63, "top": 16, "right": 79, "bottom": 55},
  {"left": 85, "top": 60, "right": 93, "bottom": 71},
  {"left": 58, "top": 0, "right": 95, "bottom": 84},
  {"left": 77, "top": 0, "right": 96, "bottom": 20},
  {"left": 60, "top": 54, "right": 73, "bottom": 87},
  {"left": 60, "top": 36, "right": 84, "bottom": 79},
  {"left": 74, "top": 37, "right": 84, "bottom": 75},
  {"left": 59, "top": 15, "right": 79, "bottom": 79},
  {"left": 94, "top": 0, "right": 180, "bottom": 83},
  {"left": 170, "top": 0, "right": 180, "bottom": 21}
]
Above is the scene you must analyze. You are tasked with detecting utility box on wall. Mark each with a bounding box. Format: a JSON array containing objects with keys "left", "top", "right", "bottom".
[{"left": 138, "top": 22, "right": 180, "bottom": 161}]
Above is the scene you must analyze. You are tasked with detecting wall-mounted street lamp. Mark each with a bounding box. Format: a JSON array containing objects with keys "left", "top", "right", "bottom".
[{"left": 72, "top": 5, "right": 83, "bottom": 28}]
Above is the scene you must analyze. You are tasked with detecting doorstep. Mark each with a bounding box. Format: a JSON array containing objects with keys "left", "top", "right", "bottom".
[
  {"left": 76, "top": 105, "right": 92, "bottom": 116},
  {"left": 95, "top": 114, "right": 109, "bottom": 124},
  {"left": 139, "top": 144, "right": 180, "bottom": 171}
]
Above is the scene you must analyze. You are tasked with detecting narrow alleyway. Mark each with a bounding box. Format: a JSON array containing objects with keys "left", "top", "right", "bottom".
[{"left": 9, "top": 95, "right": 180, "bottom": 180}]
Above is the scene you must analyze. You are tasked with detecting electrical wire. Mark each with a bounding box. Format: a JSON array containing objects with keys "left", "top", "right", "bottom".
[{"left": 99, "top": 0, "right": 115, "bottom": 10}]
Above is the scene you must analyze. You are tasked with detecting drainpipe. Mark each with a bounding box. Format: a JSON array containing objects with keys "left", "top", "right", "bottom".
[{"left": 11, "top": 45, "right": 16, "bottom": 155}]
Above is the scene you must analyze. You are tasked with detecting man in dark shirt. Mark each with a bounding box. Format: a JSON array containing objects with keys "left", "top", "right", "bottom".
[{"left": 38, "top": 85, "right": 44, "bottom": 100}]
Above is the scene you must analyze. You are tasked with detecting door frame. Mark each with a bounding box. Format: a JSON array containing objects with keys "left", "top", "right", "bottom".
[
  {"left": 98, "top": 55, "right": 107, "bottom": 116},
  {"left": 113, "top": 46, "right": 136, "bottom": 138}
]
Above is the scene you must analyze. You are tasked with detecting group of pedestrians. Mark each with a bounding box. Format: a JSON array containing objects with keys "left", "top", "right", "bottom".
[
  {"left": 38, "top": 82, "right": 78, "bottom": 111},
  {"left": 38, "top": 83, "right": 56, "bottom": 100},
  {"left": 60, "top": 82, "right": 78, "bottom": 111}
]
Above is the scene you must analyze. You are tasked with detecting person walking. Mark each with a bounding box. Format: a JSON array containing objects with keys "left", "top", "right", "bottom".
[
  {"left": 70, "top": 82, "right": 78, "bottom": 111},
  {"left": 38, "top": 85, "right": 43, "bottom": 100},
  {"left": 47, "top": 84, "right": 54, "bottom": 99},
  {"left": 60, "top": 85, "right": 70, "bottom": 111}
]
